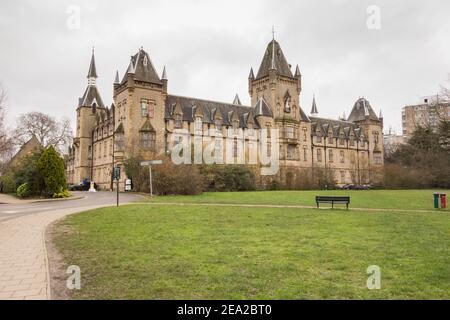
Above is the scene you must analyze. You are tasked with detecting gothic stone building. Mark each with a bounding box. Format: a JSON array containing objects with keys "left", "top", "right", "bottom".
[{"left": 66, "top": 38, "right": 384, "bottom": 190}]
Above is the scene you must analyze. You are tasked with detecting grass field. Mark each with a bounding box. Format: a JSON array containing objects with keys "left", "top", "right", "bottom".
[
  {"left": 149, "top": 189, "right": 448, "bottom": 211},
  {"left": 53, "top": 189, "right": 450, "bottom": 299}
]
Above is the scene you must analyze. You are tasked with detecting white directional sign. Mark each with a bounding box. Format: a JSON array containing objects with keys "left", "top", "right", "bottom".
[
  {"left": 140, "top": 160, "right": 163, "bottom": 197},
  {"left": 140, "top": 160, "right": 163, "bottom": 166}
]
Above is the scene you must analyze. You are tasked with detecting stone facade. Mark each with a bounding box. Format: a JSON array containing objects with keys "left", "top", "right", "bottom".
[{"left": 67, "top": 39, "right": 384, "bottom": 190}]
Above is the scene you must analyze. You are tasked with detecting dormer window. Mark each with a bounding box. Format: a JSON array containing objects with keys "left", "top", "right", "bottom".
[
  {"left": 174, "top": 114, "right": 183, "bottom": 128},
  {"left": 143, "top": 54, "right": 148, "bottom": 67},
  {"left": 339, "top": 133, "right": 345, "bottom": 145},
  {"left": 195, "top": 116, "right": 203, "bottom": 131},
  {"left": 215, "top": 119, "right": 222, "bottom": 134}
]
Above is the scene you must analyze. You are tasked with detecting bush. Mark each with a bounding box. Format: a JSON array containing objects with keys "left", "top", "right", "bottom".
[
  {"left": 53, "top": 186, "right": 70, "bottom": 198},
  {"left": 125, "top": 156, "right": 204, "bottom": 195},
  {"left": 37, "top": 146, "right": 67, "bottom": 196},
  {"left": 153, "top": 160, "right": 204, "bottom": 195},
  {"left": 0, "top": 171, "right": 16, "bottom": 193},
  {"left": 10, "top": 149, "right": 45, "bottom": 196},
  {"left": 200, "top": 165, "right": 256, "bottom": 192},
  {"left": 16, "top": 182, "right": 31, "bottom": 198}
]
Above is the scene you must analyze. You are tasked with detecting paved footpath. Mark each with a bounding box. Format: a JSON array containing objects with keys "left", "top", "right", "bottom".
[{"left": 0, "top": 192, "right": 141, "bottom": 300}]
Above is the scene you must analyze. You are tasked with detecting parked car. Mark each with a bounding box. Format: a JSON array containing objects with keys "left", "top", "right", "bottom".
[
  {"left": 340, "top": 184, "right": 372, "bottom": 190},
  {"left": 68, "top": 180, "right": 98, "bottom": 191}
]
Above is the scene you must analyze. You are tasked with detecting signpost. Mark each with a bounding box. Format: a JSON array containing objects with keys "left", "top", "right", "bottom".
[
  {"left": 140, "top": 160, "right": 163, "bottom": 197},
  {"left": 113, "top": 166, "right": 121, "bottom": 206}
]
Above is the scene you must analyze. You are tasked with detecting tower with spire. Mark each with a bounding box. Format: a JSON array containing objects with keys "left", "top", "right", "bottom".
[{"left": 73, "top": 49, "right": 106, "bottom": 183}]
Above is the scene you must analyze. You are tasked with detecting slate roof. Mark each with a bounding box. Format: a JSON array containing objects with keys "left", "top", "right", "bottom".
[
  {"left": 122, "top": 48, "right": 162, "bottom": 85},
  {"left": 87, "top": 51, "right": 98, "bottom": 78},
  {"left": 311, "top": 96, "right": 318, "bottom": 114},
  {"left": 256, "top": 40, "right": 293, "bottom": 79},
  {"left": 310, "top": 116, "right": 364, "bottom": 139},
  {"left": 165, "top": 95, "right": 271, "bottom": 128},
  {"left": 347, "top": 98, "right": 379, "bottom": 122},
  {"left": 79, "top": 85, "right": 105, "bottom": 108}
]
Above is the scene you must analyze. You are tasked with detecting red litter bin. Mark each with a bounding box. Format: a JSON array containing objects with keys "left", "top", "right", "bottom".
[{"left": 440, "top": 194, "right": 447, "bottom": 209}]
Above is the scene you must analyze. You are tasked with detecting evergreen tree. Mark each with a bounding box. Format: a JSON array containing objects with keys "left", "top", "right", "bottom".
[{"left": 37, "top": 146, "right": 67, "bottom": 196}]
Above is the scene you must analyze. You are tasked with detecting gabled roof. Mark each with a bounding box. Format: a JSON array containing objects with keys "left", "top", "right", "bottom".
[
  {"left": 115, "top": 122, "right": 124, "bottom": 134},
  {"left": 347, "top": 97, "right": 379, "bottom": 122},
  {"left": 121, "top": 48, "right": 162, "bottom": 85},
  {"left": 256, "top": 40, "right": 293, "bottom": 79},
  {"left": 140, "top": 119, "right": 156, "bottom": 132},
  {"left": 253, "top": 97, "right": 273, "bottom": 117}
]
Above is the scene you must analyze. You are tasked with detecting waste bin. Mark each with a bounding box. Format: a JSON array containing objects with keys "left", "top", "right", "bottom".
[
  {"left": 433, "top": 193, "right": 440, "bottom": 209},
  {"left": 440, "top": 194, "right": 447, "bottom": 209}
]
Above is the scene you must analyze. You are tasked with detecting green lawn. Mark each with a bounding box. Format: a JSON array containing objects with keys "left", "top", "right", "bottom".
[
  {"left": 53, "top": 190, "right": 450, "bottom": 299},
  {"left": 150, "top": 189, "right": 448, "bottom": 211}
]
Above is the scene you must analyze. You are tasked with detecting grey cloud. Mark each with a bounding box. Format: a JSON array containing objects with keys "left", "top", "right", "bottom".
[{"left": 1, "top": 0, "right": 449, "bottom": 135}]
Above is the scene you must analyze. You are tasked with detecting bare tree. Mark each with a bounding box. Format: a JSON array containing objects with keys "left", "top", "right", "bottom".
[
  {"left": 440, "top": 73, "right": 450, "bottom": 100},
  {"left": 14, "top": 111, "right": 73, "bottom": 154},
  {"left": 0, "top": 84, "right": 14, "bottom": 163}
]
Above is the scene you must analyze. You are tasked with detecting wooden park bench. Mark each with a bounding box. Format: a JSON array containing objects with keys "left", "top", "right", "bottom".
[{"left": 316, "top": 196, "right": 350, "bottom": 210}]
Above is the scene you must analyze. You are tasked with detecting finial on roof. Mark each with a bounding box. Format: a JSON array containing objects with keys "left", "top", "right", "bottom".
[
  {"left": 379, "top": 109, "right": 383, "bottom": 118},
  {"left": 161, "top": 66, "right": 167, "bottom": 80},
  {"left": 272, "top": 25, "right": 276, "bottom": 40},
  {"left": 233, "top": 94, "right": 242, "bottom": 105},
  {"left": 249, "top": 67, "right": 255, "bottom": 80},
  {"left": 311, "top": 94, "right": 318, "bottom": 115},
  {"left": 114, "top": 70, "right": 119, "bottom": 84}
]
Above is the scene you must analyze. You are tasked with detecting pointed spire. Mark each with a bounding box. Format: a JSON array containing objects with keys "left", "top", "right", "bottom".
[
  {"left": 379, "top": 109, "right": 383, "bottom": 118},
  {"left": 311, "top": 95, "right": 318, "bottom": 115},
  {"left": 256, "top": 38, "right": 292, "bottom": 79},
  {"left": 342, "top": 111, "right": 346, "bottom": 121},
  {"left": 233, "top": 94, "right": 242, "bottom": 105},
  {"left": 87, "top": 48, "right": 98, "bottom": 79},
  {"left": 161, "top": 66, "right": 167, "bottom": 80},
  {"left": 248, "top": 68, "right": 255, "bottom": 80},
  {"left": 294, "top": 64, "right": 301, "bottom": 77},
  {"left": 114, "top": 70, "right": 120, "bottom": 84}
]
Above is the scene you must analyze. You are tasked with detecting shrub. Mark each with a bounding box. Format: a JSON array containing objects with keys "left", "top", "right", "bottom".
[
  {"left": 153, "top": 160, "right": 204, "bottom": 195},
  {"left": 11, "top": 150, "right": 45, "bottom": 196},
  {"left": 125, "top": 156, "right": 204, "bottom": 195},
  {"left": 37, "top": 146, "right": 67, "bottom": 196},
  {"left": 200, "top": 165, "right": 256, "bottom": 192},
  {"left": 0, "top": 171, "right": 16, "bottom": 193},
  {"left": 16, "top": 182, "right": 30, "bottom": 198},
  {"left": 124, "top": 156, "right": 148, "bottom": 193},
  {"left": 53, "top": 186, "right": 70, "bottom": 198}
]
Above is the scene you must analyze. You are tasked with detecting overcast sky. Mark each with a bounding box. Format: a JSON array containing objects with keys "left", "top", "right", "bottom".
[{"left": 1, "top": 0, "right": 449, "bottom": 134}]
